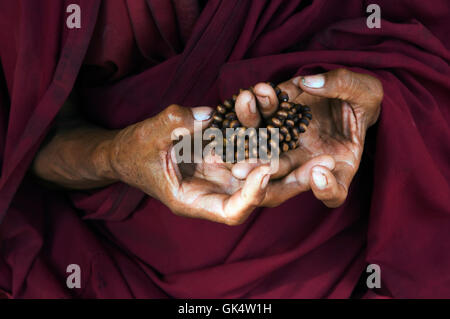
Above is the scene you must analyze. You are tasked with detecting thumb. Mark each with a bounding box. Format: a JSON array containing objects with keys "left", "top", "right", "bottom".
[
  {"left": 156, "top": 104, "right": 213, "bottom": 146},
  {"left": 298, "top": 68, "right": 383, "bottom": 108}
]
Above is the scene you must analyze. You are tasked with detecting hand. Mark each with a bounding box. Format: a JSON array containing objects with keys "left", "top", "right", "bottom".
[
  {"left": 103, "top": 104, "right": 272, "bottom": 225},
  {"left": 232, "top": 68, "right": 383, "bottom": 207}
]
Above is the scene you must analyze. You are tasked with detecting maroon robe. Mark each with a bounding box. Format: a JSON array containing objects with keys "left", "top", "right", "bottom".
[{"left": 0, "top": 0, "right": 449, "bottom": 298}]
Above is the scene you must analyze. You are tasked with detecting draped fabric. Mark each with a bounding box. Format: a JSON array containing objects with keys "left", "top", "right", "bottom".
[{"left": 0, "top": 0, "right": 449, "bottom": 298}]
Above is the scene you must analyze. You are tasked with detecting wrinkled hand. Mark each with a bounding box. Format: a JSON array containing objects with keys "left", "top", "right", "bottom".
[
  {"left": 232, "top": 68, "right": 383, "bottom": 207},
  {"left": 106, "top": 104, "right": 272, "bottom": 225}
]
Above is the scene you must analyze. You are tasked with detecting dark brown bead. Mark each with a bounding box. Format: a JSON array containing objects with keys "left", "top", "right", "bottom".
[
  {"left": 299, "top": 118, "right": 309, "bottom": 126},
  {"left": 210, "top": 88, "right": 313, "bottom": 163},
  {"left": 271, "top": 117, "right": 283, "bottom": 127},
  {"left": 267, "top": 124, "right": 277, "bottom": 132},
  {"left": 303, "top": 112, "right": 313, "bottom": 120},
  {"left": 291, "top": 127, "right": 300, "bottom": 139},
  {"left": 280, "top": 102, "right": 291, "bottom": 110},
  {"left": 301, "top": 105, "right": 311, "bottom": 112},
  {"left": 276, "top": 110, "right": 288, "bottom": 119},
  {"left": 230, "top": 120, "right": 240, "bottom": 128},
  {"left": 278, "top": 91, "right": 289, "bottom": 102},
  {"left": 280, "top": 126, "right": 289, "bottom": 136},
  {"left": 285, "top": 119, "right": 295, "bottom": 128},
  {"left": 216, "top": 104, "right": 227, "bottom": 114},
  {"left": 284, "top": 133, "right": 292, "bottom": 142},
  {"left": 275, "top": 86, "right": 281, "bottom": 95},
  {"left": 213, "top": 113, "right": 223, "bottom": 122},
  {"left": 223, "top": 100, "right": 234, "bottom": 109},
  {"left": 289, "top": 141, "right": 297, "bottom": 150},
  {"left": 225, "top": 112, "right": 237, "bottom": 120}
]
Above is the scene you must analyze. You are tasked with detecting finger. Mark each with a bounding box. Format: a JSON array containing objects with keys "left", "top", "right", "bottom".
[
  {"left": 231, "top": 159, "right": 265, "bottom": 179},
  {"left": 298, "top": 68, "right": 383, "bottom": 114},
  {"left": 231, "top": 147, "right": 315, "bottom": 181},
  {"left": 270, "top": 150, "right": 308, "bottom": 179},
  {"left": 310, "top": 165, "right": 347, "bottom": 208},
  {"left": 332, "top": 158, "right": 358, "bottom": 199},
  {"left": 232, "top": 146, "right": 310, "bottom": 180},
  {"left": 156, "top": 104, "right": 214, "bottom": 148},
  {"left": 222, "top": 165, "right": 271, "bottom": 225},
  {"left": 252, "top": 82, "right": 278, "bottom": 119},
  {"left": 261, "top": 155, "right": 335, "bottom": 206},
  {"left": 235, "top": 90, "right": 261, "bottom": 128},
  {"left": 276, "top": 76, "right": 303, "bottom": 102}
]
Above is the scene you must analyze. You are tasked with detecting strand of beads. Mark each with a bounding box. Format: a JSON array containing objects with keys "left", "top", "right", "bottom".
[{"left": 210, "top": 83, "right": 312, "bottom": 162}]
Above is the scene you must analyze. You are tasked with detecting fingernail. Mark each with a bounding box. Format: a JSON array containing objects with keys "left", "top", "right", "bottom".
[
  {"left": 261, "top": 174, "right": 270, "bottom": 189},
  {"left": 312, "top": 168, "right": 327, "bottom": 189},
  {"left": 302, "top": 75, "right": 325, "bottom": 88},
  {"left": 192, "top": 107, "right": 213, "bottom": 121}
]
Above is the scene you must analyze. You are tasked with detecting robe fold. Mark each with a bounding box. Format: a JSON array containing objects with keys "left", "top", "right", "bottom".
[{"left": 0, "top": 0, "right": 449, "bottom": 298}]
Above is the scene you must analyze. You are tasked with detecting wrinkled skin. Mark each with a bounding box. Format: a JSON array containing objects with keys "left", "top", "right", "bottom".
[{"left": 107, "top": 68, "right": 383, "bottom": 225}]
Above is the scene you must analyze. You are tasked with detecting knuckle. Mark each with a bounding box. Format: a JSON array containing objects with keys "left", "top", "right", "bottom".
[
  {"left": 162, "top": 104, "right": 186, "bottom": 126},
  {"left": 335, "top": 68, "right": 350, "bottom": 80},
  {"left": 334, "top": 69, "right": 357, "bottom": 99},
  {"left": 165, "top": 103, "right": 182, "bottom": 114},
  {"left": 335, "top": 68, "right": 383, "bottom": 105},
  {"left": 133, "top": 122, "right": 147, "bottom": 141},
  {"left": 370, "top": 77, "right": 384, "bottom": 103},
  {"left": 253, "top": 82, "right": 267, "bottom": 93}
]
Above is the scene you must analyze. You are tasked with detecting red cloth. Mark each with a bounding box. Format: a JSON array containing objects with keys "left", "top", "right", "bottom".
[{"left": 0, "top": 0, "right": 449, "bottom": 298}]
